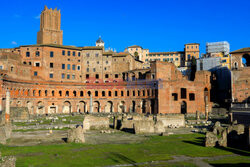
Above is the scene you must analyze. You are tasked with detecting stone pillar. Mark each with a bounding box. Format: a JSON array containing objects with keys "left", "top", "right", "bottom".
[
  {"left": 5, "top": 90, "right": 10, "bottom": 123},
  {"left": 89, "top": 94, "right": 93, "bottom": 113},
  {"left": 205, "top": 96, "right": 208, "bottom": 120},
  {"left": 196, "top": 111, "right": 200, "bottom": 120}
]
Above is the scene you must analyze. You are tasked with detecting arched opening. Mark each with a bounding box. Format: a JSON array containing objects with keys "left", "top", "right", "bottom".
[
  {"left": 37, "top": 101, "right": 45, "bottom": 114},
  {"left": 104, "top": 101, "right": 113, "bottom": 113},
  {"left": 73, "top": 91, "right": 77, "bottom": 97},
  {"left": 132, "top": 101, "right": 136, "bottom": 113},
  {"left": 181, "top": 101, "right": 187, "bottom": 114},
  {"left": 78, "top": 101, "right": 86, "bottom": 113},
  {"left": 118, "top": 101, "right": 126, "bottom": 113},
  {"left": 242, "top": 54, "right": 250, "bottom": 67},
  {"left": 93, "top": 101, "right": 100, "bottom": 113},
  {"left": 234, "top": 62, "right": 238, "bottom": 70},
  {"left": 62, "top": 101, "right": 71, "bottom": 113},
  {"left": 142, "top": 100, "right": 146, "bottom": 113},
  {"left": 204, "top": 88, "right": 209, "bottom": 102},
  {"left": 26, "top": 101, "right": 33, "bottom": 114},
  {"left": 65, "top": 91, "right": 69, "bottom": 97}
]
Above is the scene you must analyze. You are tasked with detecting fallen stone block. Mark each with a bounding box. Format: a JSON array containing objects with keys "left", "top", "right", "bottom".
[{"left": 67, "top": 126, "right": 85, "bottom": 143}]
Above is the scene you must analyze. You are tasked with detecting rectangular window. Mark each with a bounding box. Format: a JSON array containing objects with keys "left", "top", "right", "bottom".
[
  {"left": 86, "top": 74, "right": 89, "bottom": 79},
  {"left": 50, "top": 51, "right": 54, "bottom": 57},
  {"left": 73, "top": 51, "right": 75, "bottom": 56},
  {"left": 0, "top": 66, "right": 3, "bottom": 70},
  {"left": 68, "top": 51, "right": 70, "bottom": 56},
  {"left": 181, "top": 88, "right": 187, "bottom": 99},
  {"left": 62, "top": 73, "right": 65, "bottom": 79},
  {"left": 35, "top": 62, "right": 40, "bottom": 67},
  {"left": 96, "top": 74, "right": 99, "bottom": 79},
  {"left": 95, "top": 53, "right": 99, "bottom": 57},
  {"left": 67, "top": 74, "right": 70, "bottom": 79},
  {"left": 86, "top": 68, "right": 89, "bottom": 72},
  {"left": 26, "top": 52, "right": 30, "bottom": 57},
  {"left": 50, "top": 63, "right": 53, "bottom": 68},
  {"left": 77, "top": 65, "right": 81, "bottom": 71},
  {"left": 34, "top": 71, "right": 38, "bottom": 76},
  {"left": 115, "top": 74, "right": 119, "bottom": 78},
  {"left": 93, "top": 68, "right": 96, "bottom": 72},
  {"left": 36, "top": 51, "right": 40, "bottom": 57},
  {"left": 78, "top": 52, "right": 81, "bottom": 57},
  {"left": 86, "top": 53, "right": 90, "bottom": 57},
  {"left": 62, "top": 50, "right": 65, "bottom": 55},
  {"left": 72, "top": 65, "right": 76, "bottom": 70},
  {"left": 49, "top": 73, "right": 53, "bottom": 78},
  {"left": 67, "top": 64, "right": 70, "bottom": 70},
  {"left": 172, "top": 93, "right": 178, "bottom": 101},
  {"left": 62, "top": 64, "right": 65, "bottom": 69},
  {"left": 189, "top": 93, "right": 195, "bottom": 101},
  {"left": 72, "top": 75, "right": 75, "bottom": 79},
  {"left": 105, "top": 74, "right": 109, "bottom": 78}
]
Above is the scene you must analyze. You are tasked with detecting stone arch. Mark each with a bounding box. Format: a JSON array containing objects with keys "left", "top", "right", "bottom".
[
  {"left": 181, "top": 101, "right": 187, "bottom": 114},
  {"left": 131, "top": 101, "right": 136, "bottom": 113},
  {"left": 233, "top": 62, "right": 238, "bottom": 69},
  {"left": 37, "top": 101, "right": 45, "bottom": 114},
  {"left": 141, "top": 100, "right": 146, "bottom": 113},
  {"left": 78, "top": 101, "right": 86, "bottom": 113},
  {"left": 93, "top": 101, "right": 100, "bottom": 113},
  {"left": 118, "top": 101, "right": 126, "bottom": 113},
  {"left": 26, "top": 101, "right": 33, "bottom": 114},
  {"left": 242, "top": 54, "right": 250, "bottom": 67},
  {"left": 104, "top": 101, "right": 113, "bottom": 113},
  {"left": 62, "top": 101, "right": 71, "bottom": 113}
]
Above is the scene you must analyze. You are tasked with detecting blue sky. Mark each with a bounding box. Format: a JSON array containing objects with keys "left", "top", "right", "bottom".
[{"left": 0, "top": 0, "right": 249, "bottom": 53}]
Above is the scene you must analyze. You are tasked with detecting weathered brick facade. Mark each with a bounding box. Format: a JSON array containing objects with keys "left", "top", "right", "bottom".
[{"left": 0, "top": 6, "right": 212, "bottom": 117}]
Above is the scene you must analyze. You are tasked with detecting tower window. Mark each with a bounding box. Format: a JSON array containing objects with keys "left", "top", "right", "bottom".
[
  {"left": 50, "top": 63, "right": 53, "bottom": 68},
  {"left": 77, "top": 65, "right": 81, "bottom": 71},
  {"left": 50, "top": 51, "right": 54, "bottom": 57},
  {"left": 26, "top": 52, "right": 30, "bottom": 57}
]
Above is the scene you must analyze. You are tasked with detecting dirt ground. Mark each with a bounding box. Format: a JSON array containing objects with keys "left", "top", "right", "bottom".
[{"left": 7, "top": 127, "right": 194, "bottom": 146}]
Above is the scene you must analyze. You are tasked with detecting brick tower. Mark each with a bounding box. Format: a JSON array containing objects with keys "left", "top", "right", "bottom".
[{"left": 37, "top": 6, "right": 63, "bottom": 45}]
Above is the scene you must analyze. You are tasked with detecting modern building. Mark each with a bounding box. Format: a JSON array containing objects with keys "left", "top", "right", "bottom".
[{"left": 206, "top": 41, "right": 231, "bottom": 69}]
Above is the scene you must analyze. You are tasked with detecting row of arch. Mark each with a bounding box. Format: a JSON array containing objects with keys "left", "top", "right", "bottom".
[
  {"left": 6, "top": 88, "right": 156, "bottom": 98},
  {"left": 13, "top": 99, "right": 154, "bottom": 115}
]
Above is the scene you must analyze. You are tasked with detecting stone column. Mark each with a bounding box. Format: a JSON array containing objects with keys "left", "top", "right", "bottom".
[
  {"left": 89, "top": 94, "right": 93, "bottom": 113},
  {"left": 5, "top": 90, "right": 10, "bottom": 123}
]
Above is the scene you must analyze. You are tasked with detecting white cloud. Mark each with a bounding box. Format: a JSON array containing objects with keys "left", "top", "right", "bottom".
[
  {"left": 11, "top": 41, "right": 17, "bottom": 45},
  {"left": 34, "top": 14, "right": 40, "bottom": 19}
]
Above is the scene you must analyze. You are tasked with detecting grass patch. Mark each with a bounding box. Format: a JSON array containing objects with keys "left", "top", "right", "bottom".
[{"left": 0, "top": 133, "right": 244, "bottom": 166}]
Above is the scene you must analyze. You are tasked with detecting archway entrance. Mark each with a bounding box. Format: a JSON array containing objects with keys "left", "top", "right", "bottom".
[
  {"left": 37, "top": 101, "right": 45, "bottom": 114},
  {"left": 181, "top": 101, "right": 187, "bottom": 114},
  {"left": 63, "top": 101, "right": 71, "bottom": 113},
  {"left": 26, "top": 101, "right": 33, "bottom": 114},
  {"left": 78, "top": 101, "right": 86, "bottom": 113},
  {"left": 118, "top": 101, "right": 126, "bottom": 113},
  {"left": 104, "top": 101, "right": 113, "bottom": 113},
  {"left": 142, "top": 100, "right": 146, "bottom": 113},
  {"left": 93, "top": 101, "right": 100, "bottom": 113}
]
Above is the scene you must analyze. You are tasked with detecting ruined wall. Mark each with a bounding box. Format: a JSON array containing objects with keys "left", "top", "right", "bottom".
[{"left": 231, "top": 67, "right": 250, "bottom": 102}]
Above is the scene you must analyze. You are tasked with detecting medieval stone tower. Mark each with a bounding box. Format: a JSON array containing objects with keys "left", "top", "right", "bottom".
[{"left": 37, "top": 6, "right": 63, "bottom": 45}]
